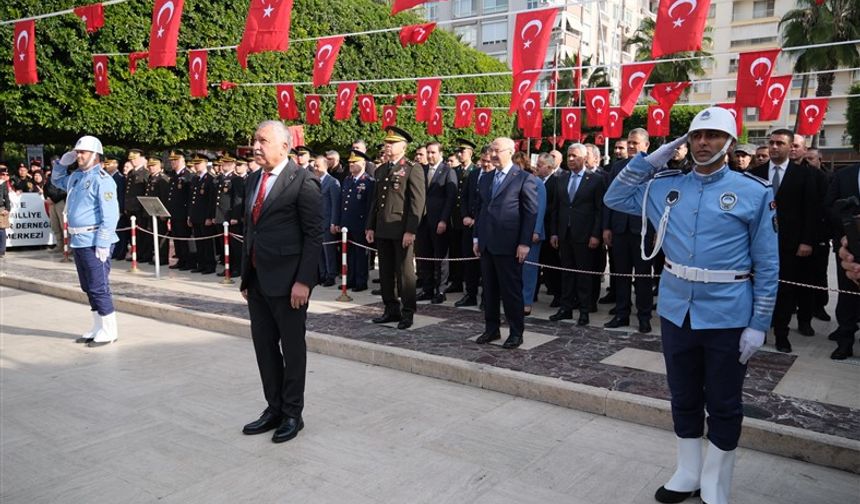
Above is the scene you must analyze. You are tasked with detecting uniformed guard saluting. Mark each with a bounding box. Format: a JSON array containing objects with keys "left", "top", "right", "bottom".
[{"left": 366, "top": 127, "right": 426, "bottom": 330}]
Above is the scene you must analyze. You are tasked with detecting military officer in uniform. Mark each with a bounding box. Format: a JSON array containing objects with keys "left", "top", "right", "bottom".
[
  {"left": 167, "top": 151, "right": 195, "bottom": 270},
  {"left": 124, "top": 148, "right": 149, "bottom": 261},
  {"left": 226, "top": 159, "right": 248, "bottom": 278},
  {"left": 446, "top": 139, "right": 477, "bottom": 295},
  {"left": 605, "top": 107, "right": 779, "bottom": 504},
  {"left": 142, "top": 158, "right": 171, "bottom": 265},
  {"left": 338, "top": 149, "right": 375, "bottom": 291},
  {"left": 296, "top": 146, "right": 313, "bottom": 171},
  {"left": 213, "top": 155, "right": 238, "bottom": 266},
  {"left": 366, "top": 127, "right": 426, "bottom": 329},
  {"left": 188, "top": 156, "right": 217, "bottom": 274}
]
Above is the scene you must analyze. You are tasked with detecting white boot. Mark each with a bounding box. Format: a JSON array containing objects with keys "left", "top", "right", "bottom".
[
  {"left": 88, "top": 312, "right": 118, "bottom": 347},
  {"left": 700, "top": 441, "right": 736, "bottom": 504},
  {"left": 76, "top": 311, "right": 101, "bottom": 343},
  {"left": 655, "top": 437, "right": 702, "bottom": 503}
]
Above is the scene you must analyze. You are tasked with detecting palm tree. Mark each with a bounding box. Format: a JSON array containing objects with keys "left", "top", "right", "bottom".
[
  {"left": 623, "top": 18, "right": 713, "bottom": 84},
  {"left": 554, "top": 53, "right": 610, "bottom": 106}
]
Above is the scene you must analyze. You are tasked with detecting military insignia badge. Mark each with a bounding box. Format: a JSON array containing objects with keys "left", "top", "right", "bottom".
[
  {"left": 104, "top": 192, "right": 114, "bottom": 201},
  {"left": 223, "top": 187, "right": 229, "bottom": 193},
  {"left": 396, "top": 169, "right": 406, "bottom": 177},
  {"left": 393, "top": 183, "right": 401, "bottom": 191},
  {"left": 665, "top": 190, "right": 680, "bottom": 206},
  {"left": 719, "top": 192, "right": 738, "bottom": 211},
  {"left": 200, "top": 188, "right": 205, "bottom": 195},
  {"left": 84, "top": 181, "right": 91, "bottom": 189}
]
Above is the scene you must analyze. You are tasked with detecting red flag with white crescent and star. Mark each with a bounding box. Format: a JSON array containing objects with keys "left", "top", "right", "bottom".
[
  {"left": 305, "top": 94, "right": 321, "bottom": 124},
  {"left": 758, "top": 75, "right": 791, "bottom": 121},
  {"left": 148, "top": 0, "right": 184, "bottom": 68},
  {"left": 475, "top": 108, "right": 492, "bottom": 136},
  {"left": 509, "top": 72, "right": 538, "bottom": 114},
  {"left": 454, "top": 94, "right": 476, "bottom": 129},
  {"left": 547, "top": 51, "right": 559, "bottom": 106},
  {"left": 189, "top": 49, "right": 208, "bottom": 98},
  {"left": 647, "top": 104, "right": 671, "bottom": 137},
  {"left": 512, "top": 8, "right": 558, "bottom": 76},
  {"left": 313, "top": 36, "right": 344, "bottom": 87},
  {"left": 606, "top": 107, "right": 624, "bottom": 139},
  {"left": 399, "top": 23, "right": 436, "bottom": 47},
  {"left": 517, "top": 92, "right": 542, "bottom": 131},
  {"left": 334, "top": 83, "right": 357, "bottom": 121},
  {"left": 583, "top": 88, "right": 610, "bottom": 128},
  {"left": 391, "top": 0, "right": 430, "bottom": 15},
  {"left": 276, "top": 84, "right": 299, "bottom": 120},
  {"left": 650, "top": 81, "right": 690, "bottom": 108},
  {"left": 427, "top": 108, "right": 444, "bottom": 136},
  {"left": 652, "top": 0, "right": 711, "bottom": 58},
  {"left": 415, "top": 78, "right": 441, "bottom": 123},
  {"left": 93, "top": 55, "right": 110, "bottom": 95},
  {"left": 717, "top": 103, "right": 743, "bottom": 137},
  {"left": 237, "top": 0, "right": 295, "bottom": 69},
  {"left": 735, "top": 49, "right": 780, "bottom": 107},
  {"left": 381, "top": 105, "right": 398, "bottom": 129},
  {"left": 358, "top": 94, "right": 378, "bottom": 123},
  {"left": 13, "top": 21, "right": 38, "bottom": 85},
  {"left": 560, "top": 108, "right": 582, "bottom": 141},
  {"left": 797, "top": 98, "right": 828, "bottom": 136},
  {"left": 620, "top": 62, "right": 655, "bottom": 116},
  {"left": 74, "top": 3, "right": 105, "bottom": 33}
]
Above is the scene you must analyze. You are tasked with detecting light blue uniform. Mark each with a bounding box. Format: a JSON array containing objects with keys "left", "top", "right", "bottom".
[
  {"left": 604, "top": 154, "right": 779, "bottom": 332},
  {"left": 52, "top": 163, "right": 119, "bottom": 249}
]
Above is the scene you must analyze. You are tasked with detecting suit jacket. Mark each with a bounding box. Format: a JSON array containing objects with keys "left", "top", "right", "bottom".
[
  {"left": 320, "top": 173, "right": 341, "bottom": 229},
  {"left": 240, "top": 161, "right": 323, "bottom": 296},
  {"left": 423, "top": 162, "right": 457, "bottom": 225},
  {"left": 751, "top": 161, "right": 819, "bottom": 252},
  {"left": 465, "top": 167, "right": 486, "bottom": 220},
  {"left": 474, "top": 165, "right": 538, "bottom": 255},
  {"left": 229, "top": 174, "right": 247, "bottom": 223},
  {"left": 551, "top": 169, "right": 604, "bottom": 243},
  {"left": 167, "top": 168, "right": 192, "bottom": 219},
  {"left": 367, "top": 157, "right": 426, "bottom": 240},
  {"left": 543, "top": 171, "right": 559, "bottom": 234},
  {"left": 808, "top": 165, "right": 831, "bottom": 243},
  {"left": 450, "top": 164, "right": 473, "bottom": 230},
  {"left": 189, "top": 172, "right": 216, "bottom": 224},
  {"left": 124, "top": 166, "right": 149, "bottom": 214},
  {"left": 824, "top": 163, "right": 860, "bottom": 243},
  {"left": 602, "top": 158, "right": 651, "bottom": 235}
]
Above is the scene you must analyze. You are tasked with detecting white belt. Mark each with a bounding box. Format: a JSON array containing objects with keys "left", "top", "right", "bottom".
[
  {"left": 68, "top": 225, "right": 99, "bottom": 235},
  {"left": 664, "top": 258, "right": 751, "bottom": 283}
]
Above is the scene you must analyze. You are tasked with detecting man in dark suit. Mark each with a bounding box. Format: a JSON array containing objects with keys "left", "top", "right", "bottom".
[
  {"left": 167, "top": 152, "right": 194, "bottom": 270},
  {"left": 473, "top": 137, "right": 538, "bottom": 349},
  {"left": 240, "top": 120, "right": 323, "bottom": 444},
  {"left": 751, "top": 128, "right": 819, "bottom": 352},
  {"left": 455, "top": 146, "right": 493, "bottom": 308},
  {"left": 188, "top": 156, "right": 217, "bottom": 274},
  {"left": 536, "top": 153, "right": 561, "bottom": 307},
  {"left": 803, "top": 147, "right": 832, "bottom": 322},
  {"left": 316, "top": 155, "right": 341, "bottom": 287},
  {"left": 416, "top": 141, "right": 457, "bottom": 304},
  {"left": 549, "top": 143, "right": 605, "bottom": 327},
  {"left": 227, "top": 159, "right": 248, "bottom": 278},
  {"left": 366, "top": 127, "right": 426, "bottom": 329}
]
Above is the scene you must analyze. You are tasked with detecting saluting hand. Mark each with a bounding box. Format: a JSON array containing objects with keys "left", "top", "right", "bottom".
[{"left": 291, "top": 282, "right": 310, "bottom": 309}]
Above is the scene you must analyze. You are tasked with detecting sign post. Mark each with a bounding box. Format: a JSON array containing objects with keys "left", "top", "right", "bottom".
[{"left": 137, "top": 196, "right": 171, "bottom": 279}]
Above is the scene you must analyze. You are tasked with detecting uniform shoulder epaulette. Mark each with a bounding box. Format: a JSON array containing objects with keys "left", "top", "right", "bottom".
[
  {"left": 653, "top": 169, "right": 682, "bottom": 179},
  {"left": 742, "top": 171, "right": 771, "bottom": 187},
  {"left": 98, "top": 169, "right": 109, "bottom": 178}
]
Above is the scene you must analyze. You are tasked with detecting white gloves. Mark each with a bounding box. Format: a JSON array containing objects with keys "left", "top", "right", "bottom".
[
  {"left": 739, "top": 328, "right": 765, "bottom": 364},
  {"left": 646, "top": 134, "right": 688, "bottom": 169},
  {"left": 60, "top": 151, "right": 77, "bottom": 166},
  {"left": 95, "top": 247, "right": 110, "bottom": 262}
]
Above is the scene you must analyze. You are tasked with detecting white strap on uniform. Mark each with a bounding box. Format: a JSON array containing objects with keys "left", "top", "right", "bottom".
[
  {"left": 640, "top": 178, "right": 670, "bottom": 261},
  {"left": 665, "top": 258, "right": 751, "bottom": 283},
  {"left": 68, "top": 225, "right": 99, "bottom": 235}
]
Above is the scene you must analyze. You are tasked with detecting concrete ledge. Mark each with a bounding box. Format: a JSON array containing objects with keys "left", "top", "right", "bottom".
[{"left": 4, "top": 275, "right": 859, "bottom": 474}]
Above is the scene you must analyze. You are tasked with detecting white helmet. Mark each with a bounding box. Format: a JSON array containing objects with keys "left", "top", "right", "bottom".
[
  {"left": 74, "top": 135, "right": 103, "bottom": 155},
  {"left": 687, "top": 107, "right": 737, "bottom": 166}
]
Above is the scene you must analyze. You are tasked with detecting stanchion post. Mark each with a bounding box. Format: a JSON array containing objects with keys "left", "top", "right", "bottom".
[
  {"left": 60, "top": 212, "right": 71, "bottom": 262},
  {"left": 152, "top": 215, "right": 161, "bottom": 279},
  {"left": 336, "top": 226, "right": 352, "bottom": 302},
  {"left": 221, "top": 221, "right": 234, "bottom": 285},
  {"left": 129, "top": 215, "right": 139, "bottom": 273}
]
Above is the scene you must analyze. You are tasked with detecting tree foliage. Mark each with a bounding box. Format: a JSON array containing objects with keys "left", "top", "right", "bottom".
[
  {"left": 847, "top": 82, "right": 860, "bottom": 151},
  {"left": 623, "top": 18, "right": 712, "bottom": 86},
  {"left": 0, "top": 0, "right": 516, "bottom": 153}
]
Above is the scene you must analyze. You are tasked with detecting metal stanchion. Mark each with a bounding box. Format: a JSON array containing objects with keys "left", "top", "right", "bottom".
[
  {"left": 60, "top": 213, "right": 71, "bottom": 262},
  {"left": 336, "top": 226, "right": 352, "bottom": 302},
  {"left": 129, "top": 215, "right": 139, "bottom": 273},
  {"left": 221, "top": 221, "right": 234, "bottom": 285}
]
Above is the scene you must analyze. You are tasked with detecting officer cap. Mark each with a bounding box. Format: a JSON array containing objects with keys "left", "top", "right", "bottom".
[
  {"left": 29, "top": 159, "right": 42, "bottom": 167},
  {"left": 455, "top": 138, "right": 476, "bottom": 152},
  {"left": 296, "top": 146, "right": 313, "bottom": 156},
  {"left": 128, "top": 148, "right": 143, "bottom": 159},
  {"left": 147, "top": 158, "right": 162, "bottom": 167},
  {"left": 219, "top": 155, "right": 236, "bottom": 163},
  {"left": 104, "top": 158, "right": 118, "bottom": 168},
  {"left": 190, "top": 156, "right": 207, "bottom": 165},
  {"left": 168, "top": 150, "right": 186, "bottom": 160},
  {"left": 383, "top": 126, "right": 412, "bottom": 144},
  {"left": 289, "top": 148, "right": 298, "bottom": 156},
  {"left": 733, "top": 144, "right": 756, "bottom": 156},
  {"left": 348, "top": 149, "right": 370, "bottom": 163}
]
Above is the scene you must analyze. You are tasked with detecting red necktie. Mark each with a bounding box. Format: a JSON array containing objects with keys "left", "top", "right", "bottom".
[{"left": 251, "top": 170, "right": 271, "bottom": 224}]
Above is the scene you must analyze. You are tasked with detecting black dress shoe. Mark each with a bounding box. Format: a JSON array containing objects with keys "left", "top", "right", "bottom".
[
  {"left": 638, "top": 320, "right": 652, "bottom": 333},
  {"left": 654, "top": 486, "right": 700, "bottom": 503},
  {"left": 372, "top": 311, "right": 402, "bottom": 324},
  {"left": 179, "top": 265, "right": 193, "bottom": 271},
  {"left": 831, "top": 345, "right": 854, "bottom": 360},
  {"left": 200, "top": 268, "right": 216, "bottom": 275},
  {"left": 372, "top": 278, "right": 380, "bottom": 283},
  {"left": 589, "top": 304, "right": 598, "bottom": 313},
  {"left": 444, "top": 284, "right": 463, "bottom": 294},
  {"left": 352, "top": 286, "right": 367, "bottom": 292},
  {"left": 577, "top": 312, "right": 589, "bottom": 326},
  {"left": 243, "top": 409, "right": 282, "bottom": 435},
  {"left": 431, "top": 293, "right": 446, "bottom": 304},
  {"left": 272, "top": 416, "right": 304, "bottom": 443},
  {"left": 454, "top": 295, "right": 477, "bottom": 307},
  {"left": 812, "top": 308, "right": 831, "bottom": 322},
  {"left": 397, "top": 316, "right": 413, "bottom": 330},
  {"left": 603, "top": 316, "right": 629, "bottom": 328},
  {"left": 775, "top": 335, "right": 793, "bottom": 353},
  {"left": 549, "top": 309, "right": 573, "bottom": 322},
  {"left": 608, "top": 307, "right": 617, "bottom": 315},
  {"left": 828, "top": 329, "right": 841, "bottom": 341},
  {"left": 322, "top": 279, "right": 336, "bottom": 287},
  {"left": 216, "top": 271, "right": 227, "bottom": 277},
  {"left": 798, "top": 324, "right": 815, "bottom": 337},
  {"left": 416, "top": 291, "right": 434, "bottom": 302},
  {"left": 169, "top": 263, "right": 182, "bottom": 269},
  {"left": 371, "top": 288, "right": 382, "bottom": 295},
  {"left": 190, "top": 267, "right": 203, "bottom": 273},
  {"left": 598, "top": 293, "right": 616, "bottom": 304},
  {"left": 549, "top": 297, "right": 561, "bottom": 308},
  {"left": 502, "top": 335, "right": 523, "bottom": 349},
  {"left": 476, "top": 330, "right": 501, "bottom": 344}
]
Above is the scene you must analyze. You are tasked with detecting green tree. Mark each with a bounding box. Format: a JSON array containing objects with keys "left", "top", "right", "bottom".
[
  {"left": 0, "top": 0, "right": 515, "bottom": 153},
  {"left": 846, "top": 82, "right": 860, "bottom": 151},
  {"left": 623, "top": 18, "right": 712, "bottom": 85},
  {"left": 554, "top": 53, "right": 609, "bottom": 107}
]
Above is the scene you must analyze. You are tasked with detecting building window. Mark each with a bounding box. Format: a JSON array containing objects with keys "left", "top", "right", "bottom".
[
  {"left": 753, "top": 0, "right": 775, "bottom": 18},
  {"left": 708, "top": 3, "right": 716, "bottom": 18},
  {"left": 729, "top": 58, "right": 738, "bottom": 73},
  {"left": 790, "top": 101, "right": 799, "bottom": 115},
  {"left": 693, "top": 82, "right": 711, "bottom": 94},
  {"left": 729, "top": 36, "right": 778, "bottom": 48},
  {"left": 818, "top": 129, "right": 827, "bottom": 146},
  {"left": 424, "top": 2, "right": 438, "bottom": 20},
  {"left": 481, "top": 20, "right": 508, "bottom": 45},
  {"left": 454, "top": 25, "right": 477, "bottom": 48},
  {"left": 483, "top": 0, "right": 508, "bottom": 14},
  {"left": 727, "top": 89, "right": 737, "bottom": 99},
  {"left": 744, "top": 107, "right": 758, "bottom": 121},
  {"left": 527, "top": 0, "right": 547, "bottom": 8},
  {"left": 748, "top": 129, "right": 768, "bottom": 145},
  {"left": 453, "top": 0, "right": 475, "bottom": 18},
  {"left": 843, "top": 130, "right": 853, "bottom": 146}
]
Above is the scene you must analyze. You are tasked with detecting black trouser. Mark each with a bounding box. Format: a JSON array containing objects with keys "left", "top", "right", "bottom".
[
  {"left": 246, "top": 269, "right": 307, "bottom": 418},
  {"left": 171, "top": 215, "right": 192, "bottom": 267},
  {"left": 591, "top": 244, "right": 607, "bottom": 306},
  {"left": 480, "top": 251, "right": 524, "bottom": 337},
  {"left": 462, "top": 227, "right": 481, "bottom": 297},
  {"left": 606, "top": 246, "right": 616, "bottom": 297},
  {"left": 539, "top": 240, "right": 560, "bottom": 297},
  {"left": 447, "top": 227, "right": 463, "bottom": 288},
  {"left": 377, "top": 237, "right": 416, "bottom": 316},
  {"left": 612, "top": 232, "right": 653, "bottom": 320},
  {"left": 346, "top": 232, "right": 369, "bottom": 289},
  {"left": 136, "top": 212, "right": 154, "bottom": 261},
  {"left": 229, "top": 223, "right": 243, "bottom": 276},
  {"left": 773, "top": 251, "right": 813, "bottom": 337},
  {"left": 810, "top": 242, "right": 830, "bottom": 310},
  {"left": 192, "top": 222, "right": 216, "bottom": 271},
  {"left": 416, "top": 221, "right": 447, "bottom": 295},
  {"left": 559, "top": 234, "right": 594, "bottom": 313},
  {"left": 113, "top": 214, "right": 130, "bottom": 260},
  {"left": 833, "top": 249, "right": 860, "bottom": 348}
]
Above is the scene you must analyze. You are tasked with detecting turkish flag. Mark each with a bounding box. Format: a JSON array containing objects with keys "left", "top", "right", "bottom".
[
  {"left": 717, "top": 103, "right": 743, "bottom": 137},
  {"left": 584, "top": 88, "right": 610, "bottom": 127},
  {"left": 651, "top": 81, "right": 690, "bottom": 108},
  {"left": 517, "top": 92, "right": 542, "bottom": 130},
  {"left": 735, "top": 49, "right": 780, "bottom": 107},
  {"left": 797, "top": 98, "right": 828, "bottom": 136},
  {"left": 647, "top": 104, "right": 671, "bottom": 137},
  {"left": 305, "top": 94, "right": 321, "bottom": 125},
  {"left": 148, "top": 0, "right": 184, "bottom": 68},
  {"left": 357, "top": 94, "right": 378, "bottom": 123},
  {"left": 220, "top": 80, "right": 238, "bottom": 91},
  {"left": 415, "top": 78, "right": 441, "bottom": 122},
  {"left": 189, "top": 49, "right": 208, "bottom": 98},
  {"left": 399, "top": 23, "right": 436, "bottom": 47},
  {"left": 758, "top": 75, "right": 791, "bottom": 121},
  {"left": 606, "top": 107, "right": 624, "bottom": 138},
  {"left": 381, "top": 105, "right": 397, "bottom": 129},
  {"left": 574, "top": 51, "right": 583, "bottom": 105},
  {"left": 454, "top": 94, "right": 476, "bottom": 128},
  {"left": 620, "top": 62, "right": 654, "bottom": 116},
  {"left": 522, "top": 113, "right": 542, "bottom": 139},
  {"left": 129, "top": 51, "right": 149, "bottom": 75},
  {"left": 427, "top": 108, "right": 444, "bottom": 136},
  {"left": 276, "top": 84, "right": 299, "bottom": 120},
  {"left": 334, "top": 83, "right": 357, "bottom": 121},
  {"left": 511, "top": 8, "right": 558, "bottom": 75},
  {"left": 237, "top": 0, "right": 294, "bottom": 69},
  {"left": 313, "top": 35, "right": 344, "bottom": 87},
  {"left": 560, "top": 108, "right": 582, "bottom": 141},
  {"left": 509, "top": 71, "right": 538, "bottom": 114},
  {"left": 74, "top": 3, "right": 105, "bottom": 33},
  {"left": 652, "top": 0, "right": 711, "bottom": 58},
  {"left": 595, "top": 133, "right": 606, "bottom": 146},
  {"left": 93, "top": 55, "right": 110, "bottom": 96},
  {"left": 475, "top": 108, "right": 492, "bottom": 136},
  {"left": 392, "top": 0, "right": 430, "bottom": 14},
  {"left": 13, "top": 21, "right": 38, "bottom": 85}
]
